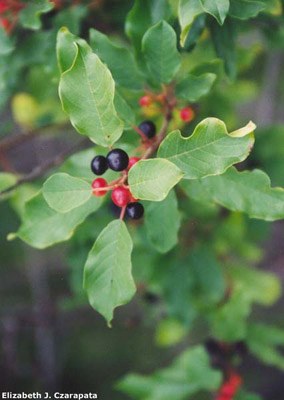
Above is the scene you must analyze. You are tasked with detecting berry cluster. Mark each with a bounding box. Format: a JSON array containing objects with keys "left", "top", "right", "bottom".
[
  {"left": 139, "top": 93, "right": 195, "bottom": 124},
  {"left": 90, "top": 148, "right": 144, "bottom": 220}
]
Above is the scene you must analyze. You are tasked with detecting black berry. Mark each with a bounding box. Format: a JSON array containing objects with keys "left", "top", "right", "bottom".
[
  {"left": 106, "top": 148, "right": 129, "bottom": 171},
  {"left": 126, "top": 202, "right": 144, "bottom": 219},
  {"left": 143, "top": 292, "right": 160, "bottom": 304},
  {"left": 138, "top": 120, "right": 156, "bottom": 139},
  {"left": 91, "top": 155, "right": 108, "bottom": 175}
]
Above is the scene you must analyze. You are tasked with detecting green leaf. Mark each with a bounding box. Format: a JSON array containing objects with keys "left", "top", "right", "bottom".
[
  {"left": 142, "top": 21, "right": 181, "bottom": 84},
  {"left": 155, "top": 318, "right": 187, "bottom": 347},
  {"left": 43, "top": 173, "right": 92, "bottom": 213},
  {"left": 128, "top": 159, "right": 184, "bottom": 201},
  {"left": 187, "top": 247, "right": 226, "bottom": 309},
  {"left": 158, "top": 118, "right": 255, "bottom": 179},
  {"left": 145, "top": 190, "right": 181, "bottom": 253},
  {"left": 53, "top": 5, "right": 87, "bottom": 35},
  {"left": 178, "top": 0, "right": 229, "bottom": 45},
  {"left": 57, "top": 27, "right": 86, "bottom": 73},
  {"left": 159, "top": 247, "right": 225, "bottom": 324},
  {"left": 229, "top": 265, "right": 281, "bottom": 306},
  {"left": 114, "top": 91, "right": 136, "bottom": 128},
  {"left": 209, "top": 288, "right": 251, "bottom": 341},
  {"left": 200, "top": 0, "right": 230, "bottom": 24},
  {"left": 191, "top": 59, "right": 225, "bottom": 78},
  {"left": 247, "top": 323, "right": 284, "bottom": 370},
  {"left": 0, "top": 173, "right": 17, "bottom": 192},
  {"left": 183, "top": 167, "right": 284, "bottom": 221},
  {"left": 125, "top": 0, "right": 172, "bottom": 53},
  {"left": 58, "top": 41, "right": 124, "bottom": 147},
  {"left": 89, "top": 28, "right": 143, "bottom": 90},
  {"left": 210, "top": 18, "right": 237, "bottom": 79},
  {"left": 83, "top": 220, "right": 135, "bottom": 325},
  {"left": 19, "top": 0, "right": 53, "bottom": 30},
  {"left": 178, "top": 0, "right": 205, "bottom": 45},
  {"left": 15, "top": 193, "right": 102, "bottom": 249},
  {"left": 117, "top": 346, "right": 222, "bottom": 399},
  {"left": 229, "top": 0, "right": 266, "bottom": 20},
  {"left": 176, "top": 72, "right": 216, "bottom": 102},
  {"left": 183, "top": 14, "right": 206, "bottom": 51},
  {"left": 0, "top": 27, "right": 15, "bottom": 55}
]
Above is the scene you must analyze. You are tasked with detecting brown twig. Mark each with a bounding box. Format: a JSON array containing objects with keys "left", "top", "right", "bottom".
[
  {"left": 141, "top": 101, "right": 173, "bottom": 160},
  {"left": 0, "top": 139, "right": 90, "bottom": 197},
  {"left": 0, "top": 123, "right": 68, "bottom": 153}
]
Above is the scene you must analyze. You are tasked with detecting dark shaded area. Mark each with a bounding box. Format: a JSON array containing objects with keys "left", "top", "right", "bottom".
[{"left": 1, "top": 2, "right": 284, "bottom": 399}]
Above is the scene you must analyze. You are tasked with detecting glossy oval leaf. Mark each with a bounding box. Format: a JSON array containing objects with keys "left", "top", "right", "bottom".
[
  {"left": 83, "top": 219, "right": 136, "bottom": 326},
  {"left": 200, "top": 0, "right": 230, "bottom": 24},
  {"left": 178, "top": 0, "right": 229, "bottom": 45},
  {"left": 19, "top": 0, "right": 53, "bottom": 30},
  {"left": 125, "top": 0, "right": 172, "bottom": 53},
  {"left": 247, "top": 323, "right": 284, "bottom": 371},
  {"left": 158, "top": 118, "right": 255, "bottom": 179},
  {"left": 89, "top": 28, "right": 144, "bottom": 90},
  {"left": 117, "top": 346, "right": 221, "bottom": 399},
  {"left": 145, "top": 190, "right": 181, "bottom": 253},
  {"left": 176, "top": 73, "right": 216, "bottom": 102},
  {"left": 128, "top": 158, "right": 184, "bottom": 201},
  {"left": 14, "top": 193, "right": 102, "bottom": 249},
  {"left": 229, "top": 0, "right": 266, "bottom": 20},
  {"left": 229, "top": 265, "right": 281, "bottom": 306},
  {"left": 43, "top": 173, "right": 92, "bottom": 213},
  {"left": 59, "top": 41, "right": 123, "bottom": 147},
  {"left": 114, "top": 91, "right": 136, "bottom": 128},
  {"left": 142, "top": 20, "right": 181, "bottom": 84},
  {"left": 182, "top": 167, "right": 284, "bottom": 221},
  {"left": 57, "top": 27, "right": 87, "bottom": 73}
]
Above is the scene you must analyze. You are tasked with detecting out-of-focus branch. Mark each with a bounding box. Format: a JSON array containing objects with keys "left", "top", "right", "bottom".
[
  {"left": 0, "top": 138, "right": 90, "bottom": 197},
  {"left": 0, "top": 123, "right": 69, "bottom": 153}
]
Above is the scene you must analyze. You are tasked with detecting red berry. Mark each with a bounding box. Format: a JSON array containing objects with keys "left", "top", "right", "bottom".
[
  {"left": 220, "top": 383, "right": 235, "bottom": 397},
  {"left": 139, "top": 95, "right": 152, "bottom": 107},
  {"left": 0, "top": 17, "right": 11, "bottom": 32},
  {"left": 111, "top": 187, "right": 131, "bottom": 207},
  {"left": 128, "top": 157, "right": 140, "bottom": 170},
  {"left": 92, "top": 178, "right": 108, "bottom": 196},
  {"left": 180, "top": 107, "right": 195, "bottom": 122},
  {"left": 0, "top": 3, "right": 8, "bottom": 13},
  {"left": 229, "top": 373, "right": 242, "bottom": 389}
]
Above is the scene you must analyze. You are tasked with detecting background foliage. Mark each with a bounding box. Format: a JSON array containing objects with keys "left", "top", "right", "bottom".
[{"left": 1, "top": 0, "right": 284, "bottom": 399}]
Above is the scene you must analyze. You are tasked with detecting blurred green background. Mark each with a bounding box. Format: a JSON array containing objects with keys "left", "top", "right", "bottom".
[{"left": 0, "top": 0, "right": 284, "bottom": 398}]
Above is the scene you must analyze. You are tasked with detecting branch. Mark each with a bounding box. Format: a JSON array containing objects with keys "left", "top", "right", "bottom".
[
  {"left": 0, "top": 138, "right": 90, "bottom": 197},
  {"left": 142, "top": 98, "right": 174, "bottom": 160},
  {"left": 0, "top": 123, "right": 68, "bottom": 153}
]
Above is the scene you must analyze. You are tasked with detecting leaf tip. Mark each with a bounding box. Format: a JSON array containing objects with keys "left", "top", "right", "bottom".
[{"left": 7, "top": 232, "right": 17, "bottom": 241}]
